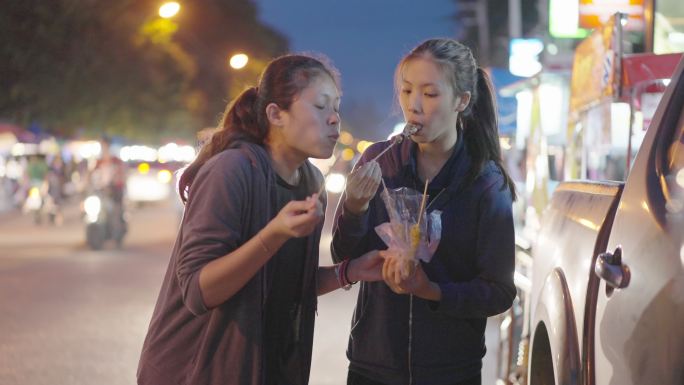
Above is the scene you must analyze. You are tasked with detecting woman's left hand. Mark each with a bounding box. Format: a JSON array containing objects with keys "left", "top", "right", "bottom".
[
  {"left": 348, "top": 250, "right": 384, "bottom": 282},
  {"left": 379, "top": 250, "right": 441, "bottom": 301}
]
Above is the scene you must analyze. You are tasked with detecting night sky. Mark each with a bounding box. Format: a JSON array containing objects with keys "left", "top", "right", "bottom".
[{"left": 256, "top": 0, "right": 458, "bottom": 140}]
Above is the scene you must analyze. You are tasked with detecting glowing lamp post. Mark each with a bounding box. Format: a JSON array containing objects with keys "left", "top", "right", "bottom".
[
  {"left": 159, "top": 2, "right": 181, "bottom": 19},
  {"left": 229, "top": 53, "right": 249, "bottom": 70}
]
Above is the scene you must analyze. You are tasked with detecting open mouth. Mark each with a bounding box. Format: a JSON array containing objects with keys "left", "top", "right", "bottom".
[{"left": 404, "top": 122, "right": 422, "bottom": 136}]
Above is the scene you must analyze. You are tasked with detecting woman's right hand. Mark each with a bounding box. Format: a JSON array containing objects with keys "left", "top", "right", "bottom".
[
  {"left": 268, "top": 193, "right": 324, "bottom": 239},
  {"left": 344, "top": 160, "right": 382, "bottom": 214}
]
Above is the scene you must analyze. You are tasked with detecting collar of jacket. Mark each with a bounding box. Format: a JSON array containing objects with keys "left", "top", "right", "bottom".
[
  {"left": 395, "top": 134, "right": 472, "bottom": 195},
  {"left": 233, "top": 140, "right": 325, "bottom": 196}
]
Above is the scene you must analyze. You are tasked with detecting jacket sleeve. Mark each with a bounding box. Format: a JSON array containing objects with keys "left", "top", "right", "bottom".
[
  {"left": 432, "top": 178, "right": 516, "bottom": 318},
  {"left": 174, "top": 151, "right": 250, "bottom": 316},
  {"left": 330, "top": 144, "right": 385, "bottom": 263},
  {"left": 330, "top": 192, "right": 371, "bottom": 263}
]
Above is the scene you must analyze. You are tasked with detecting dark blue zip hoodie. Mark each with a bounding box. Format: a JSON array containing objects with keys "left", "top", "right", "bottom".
[{"left": 331, "top": 136, "right": 515, "bottom": 385}]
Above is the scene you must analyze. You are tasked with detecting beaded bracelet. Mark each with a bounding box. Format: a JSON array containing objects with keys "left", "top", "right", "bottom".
[
  {"left": 336, "top": 260, "right": 352, "bottom": 290},
  {"left": 342, "top": 258, "right": 358, "bottom": 286}
]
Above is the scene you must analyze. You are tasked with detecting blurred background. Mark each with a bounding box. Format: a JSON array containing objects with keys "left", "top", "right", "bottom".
[{"left": 1, "top": 0, "right": 682, "bottom": 384}]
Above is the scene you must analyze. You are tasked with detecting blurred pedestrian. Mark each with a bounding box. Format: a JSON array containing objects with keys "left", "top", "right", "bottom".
[
  {"left": 90, "top": 137, "right": 126, "bottom": 205},
  {"left": 138, "top": 54, "right": 384, "bottom": 385},
  {"left": 331, "top": 38, "right": 518, "bottom": 385},
  {"left": 46, "top": 154, "right": 67, "bottom": 223},
  {"left": 47, "top": 154, "right": 66, "bottom": 202},
  {"left": 26, "top": 154, "right": 48, "bottom": 188}
]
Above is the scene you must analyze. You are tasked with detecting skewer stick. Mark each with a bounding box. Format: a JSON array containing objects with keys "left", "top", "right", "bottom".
[
  {"left": 416, "top": 178, "right": 429, "bottom": 228},
  {"left": 369, "top": 123, "right": 419, "bottom": 163},
  {"left": 370, "top": 140, "right": 396, "bottom": 162}
]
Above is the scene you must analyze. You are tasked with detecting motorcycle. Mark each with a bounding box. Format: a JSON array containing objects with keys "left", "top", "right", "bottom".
[
  {"left": 83, "top": 190, "right": 127, "bottom": 250},
  {"left": 22, "top": 181, "right": 58, "bottom": 225}
]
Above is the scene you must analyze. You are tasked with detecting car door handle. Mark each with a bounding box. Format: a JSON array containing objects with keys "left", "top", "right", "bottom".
[{"left": 594, "top": 245, "right": 631, "bottom": 289}]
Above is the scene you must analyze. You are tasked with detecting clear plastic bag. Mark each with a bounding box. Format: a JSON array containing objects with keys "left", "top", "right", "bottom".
[{"left": 375, "top": 186, "right": 442, "bottom": 278}]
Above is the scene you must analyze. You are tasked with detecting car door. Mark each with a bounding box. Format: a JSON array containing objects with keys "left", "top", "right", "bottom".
[{"left": 591, "top": 57, "right": 684, "bottom": 385}]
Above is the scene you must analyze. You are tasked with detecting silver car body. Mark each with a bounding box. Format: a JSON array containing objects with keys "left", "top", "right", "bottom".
[{"left": 528, "top": 57, "right": 684, "bottom": 385}]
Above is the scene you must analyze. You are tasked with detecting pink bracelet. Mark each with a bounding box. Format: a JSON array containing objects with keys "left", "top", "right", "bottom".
[
  {"left": 256, "top": 233, "right": 271, "bottom": 254},
  {"left": 336, "top": 260, "right": 352, "bottom": 290}
]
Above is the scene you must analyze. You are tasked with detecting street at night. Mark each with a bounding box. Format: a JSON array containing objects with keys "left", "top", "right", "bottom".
[
  {"left": 0, "top": 200, "right": 178, "bottom": 385},
  {"left": 2, "top": 178, "right": 682, "bottom": 385},
  {"left": 0, "top": 198, "right": 500, "bottom": 384},
  {"left": 3, "top": 1, "right": 683, "bottom": 384}
]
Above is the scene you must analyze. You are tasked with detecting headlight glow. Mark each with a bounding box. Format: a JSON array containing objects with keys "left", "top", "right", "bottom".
[
  {"left": 157, "top": 169, "right": 173, "bottom": 183},
  {"left": 325, "top": 173, "right": 346, "bottom": 194},
  {"left": 84, "top": 196, "right": 102, "bottom": 217},
  {"left": 138, "top": 163, "right": 150, "bottom": 175}
]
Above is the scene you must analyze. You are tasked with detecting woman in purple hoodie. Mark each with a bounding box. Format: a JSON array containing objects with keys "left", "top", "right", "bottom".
[{"left": 138, "top": 54, "right": 383, "bottom": 385}]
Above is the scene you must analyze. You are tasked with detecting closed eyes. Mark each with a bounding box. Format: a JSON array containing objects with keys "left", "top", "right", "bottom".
[
  {"left": 401, "top": 89, "right": 439, "bottom": 98},
  {"left": 315, "top": 104, "right": 340, "bottom": 113}
]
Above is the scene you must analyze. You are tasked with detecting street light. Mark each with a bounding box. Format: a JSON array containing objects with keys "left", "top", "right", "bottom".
[
  {"left": 229, "top": 53, "right": 249, "bottom": 70},
  {"left": 159, "top": 2, "right": 181, "bottom": 19}
]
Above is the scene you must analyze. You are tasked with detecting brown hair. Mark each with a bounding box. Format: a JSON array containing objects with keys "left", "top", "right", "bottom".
[{"left": 178, "top": 54, "right": 340, "bottom": 203}]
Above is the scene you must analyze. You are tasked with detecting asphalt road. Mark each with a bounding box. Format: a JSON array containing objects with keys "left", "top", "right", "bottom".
[{"left": 0, "top": 197, "right": 499, "bottom": 385}]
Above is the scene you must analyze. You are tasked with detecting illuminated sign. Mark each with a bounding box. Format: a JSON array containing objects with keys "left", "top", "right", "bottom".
[
  {"left": 569, "top": 16, "right": 618, "bottom": 115},
  {"left": 509, "top": 38, "right": 544, "bottom": 77},
  {"left": 549, "top": 0, "right": 590, "bottom": 38},
  {"left": 578, "top": 0, "right": 644, "bottom": 30}
]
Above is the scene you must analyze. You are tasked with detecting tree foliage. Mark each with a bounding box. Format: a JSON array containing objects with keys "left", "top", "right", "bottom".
[{"left": 0, "top": 0, "right": 288, "bottom": 142}]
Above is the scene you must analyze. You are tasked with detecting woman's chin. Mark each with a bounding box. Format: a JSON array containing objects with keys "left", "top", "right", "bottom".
[{"left": 308, "top": 149, "right": 334, "bottom": 159}]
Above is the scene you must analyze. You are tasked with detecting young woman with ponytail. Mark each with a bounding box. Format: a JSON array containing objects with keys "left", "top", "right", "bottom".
[
  {"left": 138, "top": 54, "right": 383, "bottom": 385},
  {"left": 331, "top": 38, "right": 517, "bottom": 385}
]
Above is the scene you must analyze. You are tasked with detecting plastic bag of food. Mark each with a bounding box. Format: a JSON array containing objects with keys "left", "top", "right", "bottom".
[{"left": 375, "top": 186, "right": 442, "bottom": 278}]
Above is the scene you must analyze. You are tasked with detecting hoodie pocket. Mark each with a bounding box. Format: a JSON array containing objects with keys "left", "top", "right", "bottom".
[
  {"left": 348, "top": 283, "right": 408, "bottom": 370},
  {"left": 412, "top": 310, "right": 487, "bottom": 367}
]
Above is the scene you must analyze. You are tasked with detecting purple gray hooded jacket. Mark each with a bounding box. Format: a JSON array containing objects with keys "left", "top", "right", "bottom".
[{"left": 138, "top": 141, "right": 325, "bottom": 385}]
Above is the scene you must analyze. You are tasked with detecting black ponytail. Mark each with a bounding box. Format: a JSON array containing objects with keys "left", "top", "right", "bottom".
[
  {"left": 462, "top": 68, "right": 517, "bottom": 200},
  {"left": 178, "top": 87, "right": 263, "bottom": 203}
]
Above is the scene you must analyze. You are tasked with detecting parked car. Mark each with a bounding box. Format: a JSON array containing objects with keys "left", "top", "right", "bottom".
[{"left": 526, "top": 56, "right": 684, "bottom": 384}]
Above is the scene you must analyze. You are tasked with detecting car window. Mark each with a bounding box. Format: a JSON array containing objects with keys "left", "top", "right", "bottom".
[
  {"left": 663, "top": 82, "right": 684, "bottom": 220},
  {"left": 667, "top": 110, "right": 684, "bottom": 172},
  {"left": 631, "top": 80, "right": 670, "bottom": 174}
]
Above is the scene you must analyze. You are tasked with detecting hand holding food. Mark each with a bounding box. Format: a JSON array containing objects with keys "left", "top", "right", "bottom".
[
  {"left": 344, "top": 161, "right": 382, "bottom": 214},
  {"left": 380, "top": 250, "right": 439, "bottom": 300},
  {"left": 269, "top": 193, "right": 323, "bottom": 239}
]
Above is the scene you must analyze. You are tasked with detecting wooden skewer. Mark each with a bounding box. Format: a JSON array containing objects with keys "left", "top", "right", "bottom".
[
  {"left": 370, "top": 140, "right": 397, "bottom": 162},
  {"left": 370, "top": 123, "right": 419, "bottom": 163},
  {"left": 416, "top": 178, "right": 429, "bottom": 228}
]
